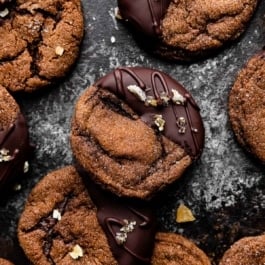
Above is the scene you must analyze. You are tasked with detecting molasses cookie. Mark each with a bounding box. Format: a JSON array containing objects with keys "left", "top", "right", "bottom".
[
  {"left": 18, "top": 166, "right": 157, "bottom": 265},
  {"left": 0, "top": 259, "right": 14, "bottom": 265},
  {"left": 219, "top": 235, "right": 265, "bottom": 265},
  {"left": 0, "top": 85, "right": 32, "bottom": 193},
  {"left": 71, "top": 67, "right": 204, "bottom": 199},
  {"left": 229, "top": 50, "right": 265, "bottom": 163},
  {"left": 0, "top": 0, "right": 84, "bottom": 92},
  {"left": 117, "top": 0, "right": 258, "bottom": 61},
  {"left": 152, "top": 233, "right": 211, "bottom": 265}
]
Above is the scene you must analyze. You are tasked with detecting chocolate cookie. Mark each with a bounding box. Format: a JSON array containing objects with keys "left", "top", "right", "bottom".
[
  {"left": 152, "top": 233, "right": 211, "bottom": 265},
  {"left": 229, "top": 50, "right": 265, "bottom": 163},
  {"left": 0, "top": 258, "right": 14, "bottom": 265},
  {"left": 219, "top": 235, "right": 265, "bottom": 265},
  {"left": 0, "top": 0, "right": 84, "bottom": 92},
  {"left": 71, "top": 67, "right": 204, "bottom": 199},
  {"left": 117, "top": 0, "right": 258, "bottom": 61},
  {"left": 0, "top": 85, "right": 32, "bottom": 194},
  {"left": 18, "top": 166, "right": 157, "bottom": 265}
]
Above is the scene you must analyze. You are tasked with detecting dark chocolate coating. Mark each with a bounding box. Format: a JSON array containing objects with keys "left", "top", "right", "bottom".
[
  {"left": 95, "top": 67, "right": 204, "bottom": 160},
  {"left": 118, "top": 0, "right": 171, "bottom": 37},
  {"left": 0, "top": 113, "right": 32, "bottom": 192},
  {"left": 79, "top": 168, "right": 156, "bottom": 265}
]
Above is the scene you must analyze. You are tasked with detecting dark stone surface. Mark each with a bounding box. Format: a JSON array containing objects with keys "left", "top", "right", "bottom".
[{"left": 0, "top": 1, "right": 265, "bottom": 264}]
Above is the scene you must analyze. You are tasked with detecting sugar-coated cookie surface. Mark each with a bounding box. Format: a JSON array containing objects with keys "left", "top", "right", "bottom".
[
  {"left": 0, "top": 0, "right": 84, "bottom": 92},
  {"left": 18, "top": 166, "right": 157, "bottom": 265},
  {"left": 0, "top": 85, "right": 31, "bottom": 194},
  {"left": 219, "top": 235, "right": 265, "bottom": 265},
  {"left": 151, "top": 233, "right": 211, "bottom": 265},
  {"left": 117, "top": 0, "right": 258, "bottom": 60},
  {"left": 71, "top": 67, "right": 204, "bottom": 199},
  {"left": 229, "top": 50, "right": 265, "bottom": 163},
  {"left": 0, "top": 258, "right": 14, "bottom": 265}
]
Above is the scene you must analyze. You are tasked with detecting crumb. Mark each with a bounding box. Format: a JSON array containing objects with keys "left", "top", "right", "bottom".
[
  {"left": 176, "top": 204, "right": 196, "bottom": 223},
  {"left": 110, "top": 36, "right": 116, "bottom": 43}
]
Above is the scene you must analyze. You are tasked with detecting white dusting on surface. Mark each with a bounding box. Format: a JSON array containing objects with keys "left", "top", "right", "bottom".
[{"left": 1, "top": 0, "right": 265, "bottom": 255}]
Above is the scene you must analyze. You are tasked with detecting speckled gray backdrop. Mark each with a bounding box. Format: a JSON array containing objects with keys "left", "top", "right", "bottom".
[{"left": 1, "top": 1, "right": 265, "bottom": 264}]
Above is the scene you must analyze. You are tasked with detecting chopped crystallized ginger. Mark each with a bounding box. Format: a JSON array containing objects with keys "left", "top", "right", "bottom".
[{"left": 176, "top": 204, "right": 196, "bottom": 223}]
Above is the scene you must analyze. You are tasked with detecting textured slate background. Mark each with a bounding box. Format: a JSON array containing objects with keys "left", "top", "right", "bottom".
[{"left": 1, "top": 1, "right": 265, "bottom": 264}]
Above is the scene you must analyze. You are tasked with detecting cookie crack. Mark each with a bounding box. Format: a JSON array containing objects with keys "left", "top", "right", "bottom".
[
  {"left": 99, "top": 95, "right": 137, "bottom": 120},
  {"left": 23, "top": 194, "right": 72, "bottom": 264}
]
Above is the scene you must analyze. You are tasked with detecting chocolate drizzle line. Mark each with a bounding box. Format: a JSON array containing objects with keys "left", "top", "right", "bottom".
[
  {"left": 95, "top": 67, "right": 204, "bottom": 159},
  {"left": 118, "top": 0, "right": 171, "bottom": 37},
  {"left": 78, "top": 167, "right": 157, "bottom": 265},
  {"left": 0, "top": 113, "right": 32, "bottom": 191}
]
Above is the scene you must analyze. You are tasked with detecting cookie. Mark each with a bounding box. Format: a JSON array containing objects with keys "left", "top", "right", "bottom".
[
  {"left": 0, "top": 85, "right": 32, "bottom": 194},
  {"left": 0, "top": 259, "right": 14, "bottom": 265},
  {"left": 18, "top": 166, "right": 157, "bottom": 265},
  {"left": 229, "top": 50, "right": 265, "bottom": 163},
  {"left": 117, "top": 0, "right": 258, "bottom": 61},
  {"left": 0, "top": 0, "right": 84, "bottom": 92},
  {"left": 71, "top": 67, "right": 204, "bottom": 199},
  {"left": 152, "top": 233, "right": 211, "bottom": 265},
  {"left": 219, "top": 235, "right": 265, "bottom": 265}
]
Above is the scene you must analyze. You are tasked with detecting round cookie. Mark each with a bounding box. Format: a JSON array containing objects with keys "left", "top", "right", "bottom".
[
  {"left": 0, "top": 0, "right": 84, "bottom": 92},
  {"left": 71, "top": 67, "right": 204, "bottom": 199},
  {"left": 0, "top": 85, "right": 32, "bottom": 193},
  {"left": 18, "top": 166, "right": 157, "bottom": 265},
  {"left": 152, "top": 233, "right": 211, "bottom": 265},
  {"left": 117, "top": 0, "right": 258, "bottom": 61},
  {"left": 229, "top": 50, "right": 265, "bottom": 163},
  {"left": 219, "top": 235, "right": 265, "bottom": 265},
  {"left": 0, "top": 258, "right": 14, "bottom": 265}
]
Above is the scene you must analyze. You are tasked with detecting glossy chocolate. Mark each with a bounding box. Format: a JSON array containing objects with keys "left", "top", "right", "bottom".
[
  {"left": 79, "top": 168, "right": 156, "bottom": 265},
  {"left": 95, "top": 67, "right": 204, "bottom": 160},
  {"left": 0, "top": 113, "right": 32, "bottom": 192},
  {"left": 118, "top": 0, "right": 171, "bottom": 37}
]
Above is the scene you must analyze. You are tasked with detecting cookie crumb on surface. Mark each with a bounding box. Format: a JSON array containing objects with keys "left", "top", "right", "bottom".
[
  {"left": 69, "top": 244, "right": 83, "bottom": 259},
  {"left": 176, "top": 204, "right": 196, "bottom": 223},
  {"left": 110, "top": 36, "right": 116, "bottom": 43}
]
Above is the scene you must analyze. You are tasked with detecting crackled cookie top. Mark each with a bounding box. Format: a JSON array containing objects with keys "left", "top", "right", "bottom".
[
  {"left": 117, "top": 0, "right": 258, "bottom": 60},
  {"left": 0, "top": 0, "right": 84, "bottom": 92},
  {"left": 18, "top": 166, "right": 157, "bottom": 265},
  {"left": 0, "top": 85, "right": 31, "bottom": 193},
  {"left": 71, "top": 67, "right": 204, "bottom": 199},
  {"left": 152, "top": 233, "right": 211, "bottom": 265},
  {"left": 229, "top": 50, "right": 265, "bottom": 163}
]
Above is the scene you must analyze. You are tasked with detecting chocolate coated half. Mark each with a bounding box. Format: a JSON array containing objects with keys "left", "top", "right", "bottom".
[
  {"left": 95, "top": 67, "right": 204, "bottom": 160},
  {"left": 118, "top": 0, "right": 171, "bottom": 37},
  {"left": 79, "top": 168, "right": 157, "bottom": 265},
  {"left": 0, "top": 113, "right": 32, "bottom": 193}
]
